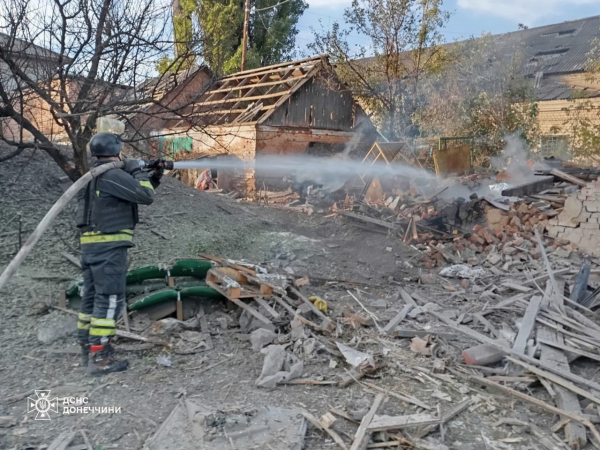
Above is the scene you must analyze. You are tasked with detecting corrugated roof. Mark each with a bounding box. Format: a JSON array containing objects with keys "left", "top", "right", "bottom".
[
  {"left": 490, "top": 15, "right": 600, "bottom": 77},
  {"left": 353, "top": 15, "right": 600, "bottom": 101}
]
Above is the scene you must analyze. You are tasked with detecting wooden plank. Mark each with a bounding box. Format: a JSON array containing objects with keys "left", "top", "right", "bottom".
[
  {"left": 61, "top": 252, "right": 81, "bottom": 268},
  {"left": 469, "top": 375, "right": 600, "bottom": 444},
  {"left": 396, "top": 287, "right": 418, "bottom": 307},
  {"left": 537, "top": 338, "right": 600, "bottom": 364},
  {"left": 413, "top": 399, "right": 471, "bottom": 439},
  {"left": 208, "top": 77, "right": 294, "bottom": 94},
  {"left": 349, "top": 394, "right": 385, "bottom": 450},
  {"left": 392, "top": 329, "right": 457, "bottom": 340},
  {"left": 360, "top": 381, "right": 430, "bottom": 410},
  {"left": 382, "top": 305, "right": 413, "bottom": 334},
  {"left": 216, "top": 56, "right": 322, "bottom": 80},
  {"left": 537, "top": 282, "right": 587, "bottom": 449},
  {"left": 429, "top": 310, "right": 600, "bottom": 392},
  {"left": 508, "top": 358, "right": 600, "bottom": 408},
  {"left": 512, "top": 295, "right": 542, "bottom": 354},
  {"left": 367, "top": 414, "right": 439, "bottom": 432},
  {"left": 253, "top": 296, "right": 280, "bottom": 319},
  {"left": 473, "top": 313, "right": 499, "bottom": 338},
  {"left": 536, "top": 318, "right": 600, "bottom": 348},
  {"left": 519, "top": 268, "right": 572, "bottom": 287},
  {"left": 501, "top": 282, "right": 532, "bottom": 293},
  {"left": 534, "top": 229, "right": 562, "bottom": 305},
  {"left": 550, "top": 168, "right": 588, "bottom": 187},
  {"left": 227, "top": 296, "right": 272, "bottom": 325},
  {"left": 199, "top": 308, "right": 214, "bottom": 351},
  {"left": 271, "top": 294, "right": 296, "bottom": 315},
  {"left": 301, "top": 410, "right": 348, "bottom": 450},
  {"left": 289, "top": 287, "right": 327, "bottom": 320},
  {"left": 339, "top": 211, "right": 401, "bottom": 230}
]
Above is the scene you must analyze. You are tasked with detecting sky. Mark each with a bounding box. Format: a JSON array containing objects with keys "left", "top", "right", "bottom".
[{"left": 295, "top": 0, "right": 599, "bottom": 54}]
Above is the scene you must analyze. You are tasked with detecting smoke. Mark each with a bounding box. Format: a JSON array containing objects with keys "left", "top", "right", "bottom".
[{"left": 490, "top": 133, "right": 537, "bottom": 185}]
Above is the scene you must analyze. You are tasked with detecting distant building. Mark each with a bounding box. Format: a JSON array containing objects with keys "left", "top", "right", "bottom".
[
  {"left": 477, "top": 15, "right": 600, "bottom": 159},
  {"left": 141, "top": 56, "right": 378, "bottom": 195},
  {"left": 0, "top": 33, "right": 71, "bottom": 142}
]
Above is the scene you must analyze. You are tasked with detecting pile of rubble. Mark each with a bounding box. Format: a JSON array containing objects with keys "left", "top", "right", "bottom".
[{"left": 547, "top": 180, "right": 600, "bottom": 256}]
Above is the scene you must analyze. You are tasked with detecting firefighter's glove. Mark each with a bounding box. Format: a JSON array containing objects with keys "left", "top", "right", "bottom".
[
  {"left": 149, "top": 169, "right": 163, "bottom": 186},
  {"left": 122, "top": 158, "right": 143, "bottom": 175}
]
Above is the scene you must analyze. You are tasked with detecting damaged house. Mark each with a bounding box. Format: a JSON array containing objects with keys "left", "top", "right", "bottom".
[{"left": 135, "top": 56, "right": 378, "bottom": 196}]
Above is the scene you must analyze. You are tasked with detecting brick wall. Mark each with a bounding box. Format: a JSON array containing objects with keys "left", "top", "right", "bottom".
[
  {"left": 546, "top": 181, "right": 600, "bottom": 256},
  {"left": 174, "top": 124, "right": 257, "bottom": 196},
  {"left": 537, "top": 98, "right": 600, "bottom": 137}
]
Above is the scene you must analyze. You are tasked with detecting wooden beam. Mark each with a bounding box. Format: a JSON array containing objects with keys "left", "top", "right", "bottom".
[
  {"left": 289, "top": 287, "right": 327, "bottom": 320},
  {"left": 550, "top": 168, "right": 588, "bottom": 187},
  {"left": 382, "top": 305, "right": 413, "bottom": 334},
  {"left": 537, "top": 338, "right": 600, "bottom": 363},
  {"left": 413, "top": 399, "right": 471, "bottom": 439},
  {"left": 216, "top": 55, "right": 323, "bottom": 80},
  {"left": 469, "top": 375, "right": 600, "bottom": 444},
  {"left": 367, "top": 414, "right": 439, "bottom": 432},
  {"left": 360, "top": 381, "right": 430, "bottom": 410},
  {"left": 428, "top": 310, "right": 600, "bottom": 392},
  {"left": 537, "top": 280, "right": 586, "bottom": 450},
  {"left": 508, "top": 357, "right": 600, "bottom": 408},
  {"left": 192, "top": 91, "right": 291, "bottom": 108},
  {"left": 207, "top": 76, "right": 301, "bottom": 94},
  {"left": 350, "top": 394, "right": 385, "bottom": 450},
  {"left": 181, "top": 105, "right": 274, "bottom": 119},
  {"left": 301, "top": 410, "right": 349, "bottom": 450},
  {"left": 512, "top": 295, "right": 542, "bottom": 354}
]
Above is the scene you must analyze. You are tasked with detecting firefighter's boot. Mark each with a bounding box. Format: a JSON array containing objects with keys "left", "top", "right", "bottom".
[
  {"left": 80, "top": 344, "right": 90, "bottom": 368},
  {"left": 88, "top": 344, "right": 128, "bottom": 376}
]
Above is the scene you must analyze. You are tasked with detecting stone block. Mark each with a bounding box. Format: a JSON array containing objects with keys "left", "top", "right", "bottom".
[
  {"left": 585, "top": 201, "right": 600, "bottom": 213},
  {"left": 574, "top": 210, "right": 591, "bottom": 224},
  {"left": 563, "top": 197, "right": 583, "bottom": 218},
  {"left": 546, "top": 226, "right": 565, "bottom": 238},
  {"left": 581, "top": 222, "right": 600, "bottom": 230},
  {"left": 563, "top": 228, "right": 584, "bottom": 245}
]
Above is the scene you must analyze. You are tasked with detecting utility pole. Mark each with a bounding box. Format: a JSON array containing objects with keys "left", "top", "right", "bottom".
[{"left": 241, "top": 0, "right": 251, "bottom": 71}]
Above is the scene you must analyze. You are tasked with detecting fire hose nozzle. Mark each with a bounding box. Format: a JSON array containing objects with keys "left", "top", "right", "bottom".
[{"left": 141, "top": 158, "right": 174, "bottom": 171}]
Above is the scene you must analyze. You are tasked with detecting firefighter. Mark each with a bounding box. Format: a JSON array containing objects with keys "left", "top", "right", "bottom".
[{"left": 75, "top": 132, "right": 162, "bottom": 376}]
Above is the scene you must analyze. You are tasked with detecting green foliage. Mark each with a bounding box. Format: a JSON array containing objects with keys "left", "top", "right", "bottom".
[
  {"left": 412, "top": 36, "right": 540, "bottom": 166},
  {"left": 560, "top": 100, "right": 600, "bottom": 163},
  {"left": 155, "top": 55, "right": 174, "bottom": 75},
  {"left": 197, "top": 0, "right": 243, "bottom": 74},
  {"left": 197, "top": 0, "right": 307, "bottom": 75},
  {"left": 309, "top": 0, "right": 451, "bottom": 140},
  {"left": 173, "top": 0, "right": 197, "bottom": 69}
]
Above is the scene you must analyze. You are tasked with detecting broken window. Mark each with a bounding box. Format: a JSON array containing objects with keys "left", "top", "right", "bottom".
[{"left": 540, "top": 135, "right": 571, "bottom": 160}]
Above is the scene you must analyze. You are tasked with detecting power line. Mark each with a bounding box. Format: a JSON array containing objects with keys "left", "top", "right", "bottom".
[{"left": 255, "top": 0, "right": 294, "bottom": 12}]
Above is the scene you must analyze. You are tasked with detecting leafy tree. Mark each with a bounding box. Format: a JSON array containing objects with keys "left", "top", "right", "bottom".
[
  {"left": 413, "top": 36, "right": 540, "bottom": 166},
  {"left": 309, "top": 0, "right": 451, "bottom": 140},
  {"left": 198, "top": 0, "right": 308, "bottom": 75}
]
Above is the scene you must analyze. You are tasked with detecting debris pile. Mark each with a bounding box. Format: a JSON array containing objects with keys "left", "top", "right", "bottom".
[{"left": 547, "top": 180, "right": 600, "bottom": 256}]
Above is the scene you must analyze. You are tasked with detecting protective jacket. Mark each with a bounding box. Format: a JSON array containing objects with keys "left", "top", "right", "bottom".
[{"left": 76, "top": 160, "right": 158, "bottom": 253}]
